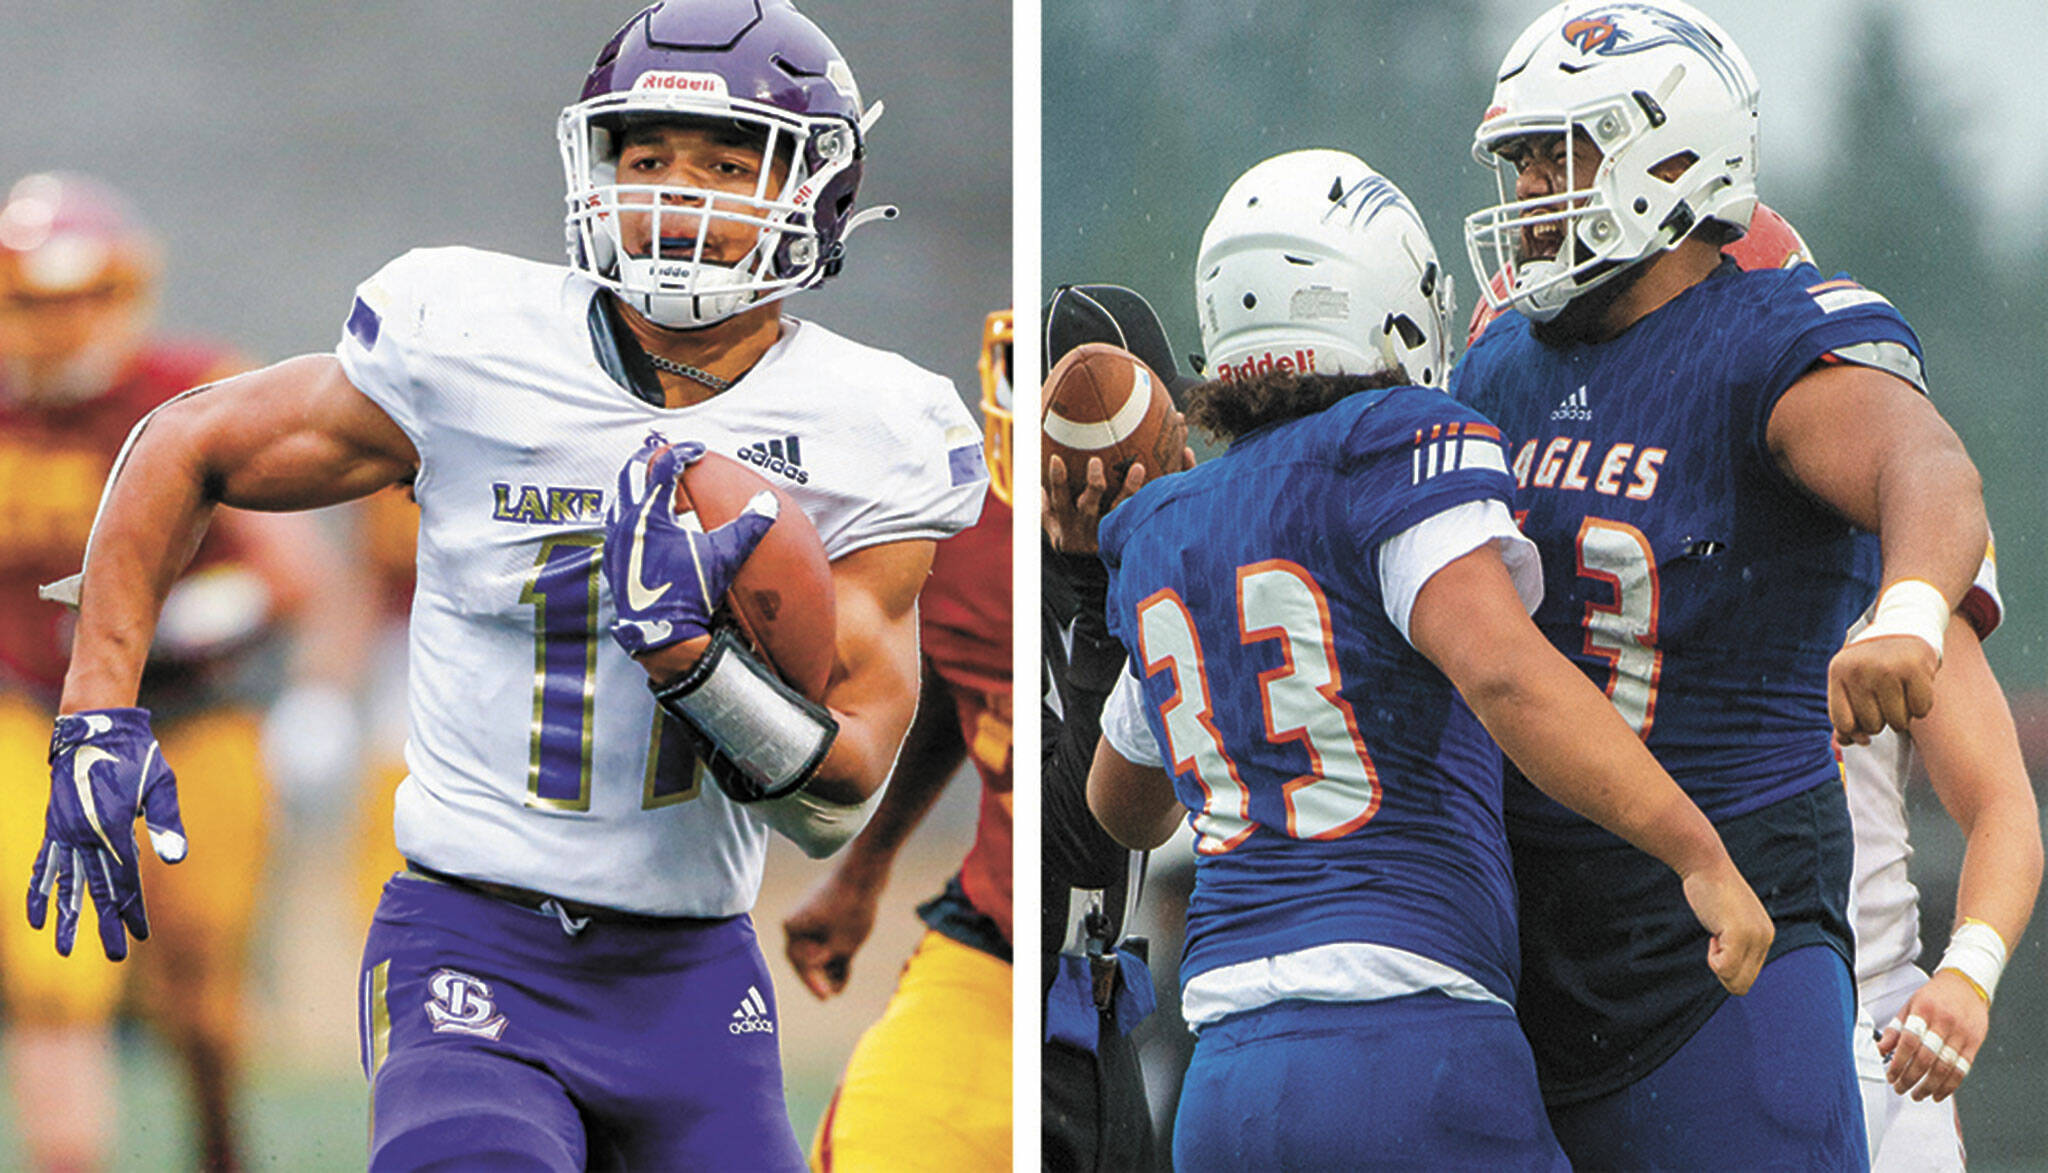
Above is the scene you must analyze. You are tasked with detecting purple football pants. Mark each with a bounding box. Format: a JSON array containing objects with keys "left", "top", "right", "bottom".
[{"left": 358, "top": 873, "right": 804, "bottom": 1172}]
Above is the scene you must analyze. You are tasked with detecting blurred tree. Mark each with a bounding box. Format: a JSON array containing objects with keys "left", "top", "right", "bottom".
[
  {"left": 1792, "top": 4, "right": 2047, "bottom": 684},
  {"left": 1045, "top": 0, "right": 1492, "bottom": 380}
]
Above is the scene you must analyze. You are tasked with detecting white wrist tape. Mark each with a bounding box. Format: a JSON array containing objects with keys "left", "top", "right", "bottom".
[
  {"left": 1935, "top": 918, "right": 2009, "bottom": 1005},
  {"left": 651, "top": 628, "right": 836, "bottom": 803},
  {"left": 1850, "top": 578, "right": 1950, "bottom": 662}
]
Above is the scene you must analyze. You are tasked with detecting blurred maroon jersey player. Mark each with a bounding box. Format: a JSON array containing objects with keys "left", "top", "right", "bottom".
[
  {"left": 924, "top": 492, "right": 1016, "bottom": 941},
  {"left": 0, "top": 171, "right": 367, "bottom": 1172},
  {"left": 786, "top": 310, "right": 1013, "bottom": 1170}
]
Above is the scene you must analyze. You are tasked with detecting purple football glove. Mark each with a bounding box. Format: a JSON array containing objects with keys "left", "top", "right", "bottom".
[
  {"left": 604, "top": 434, "right": 779, "bottom": 657},
  {"left": 28, "top": 708, "right": 188, "bottom": 961}
]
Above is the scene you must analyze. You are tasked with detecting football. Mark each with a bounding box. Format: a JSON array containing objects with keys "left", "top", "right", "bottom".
[
  {"left": 1041, "top": 342, "right": 1178, "bottom": 492},
  {"left": 675, "top": 452, "right": 837, "bottom": 702}
]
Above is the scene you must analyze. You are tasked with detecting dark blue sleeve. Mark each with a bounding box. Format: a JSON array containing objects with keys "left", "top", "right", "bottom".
[
  {"left": 1741, "top": 265, "right": 1927, "bottom": 468},
  {"left": 1340, "top": 388, "right": 1519, "bottom": 575}
]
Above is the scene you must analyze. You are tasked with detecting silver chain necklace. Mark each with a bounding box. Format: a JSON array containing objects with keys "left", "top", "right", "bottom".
[{"left": 646, "top": 352, "right": 733, "bottom": 393}]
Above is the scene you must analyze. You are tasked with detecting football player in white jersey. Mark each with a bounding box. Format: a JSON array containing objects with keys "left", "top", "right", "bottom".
[
  {"left": 1846, "top": 555, "right": 2040, "bottom": 1171},
  {"left": 24, "top": 3, "right": 985, "bottom": 1168}
]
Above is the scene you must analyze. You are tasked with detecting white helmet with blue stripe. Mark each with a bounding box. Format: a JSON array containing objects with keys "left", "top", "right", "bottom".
[{"left": 1464, "top": 1, "right": 1761, "bottom": 322}]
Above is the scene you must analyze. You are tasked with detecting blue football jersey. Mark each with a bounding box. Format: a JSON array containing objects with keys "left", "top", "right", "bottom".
[
  {"left": 1450, "top": 260, "right": 1921, "bottom": 841},
  {"left": 1098, "top": 386, "right": 1524, "bottom": 1003}
]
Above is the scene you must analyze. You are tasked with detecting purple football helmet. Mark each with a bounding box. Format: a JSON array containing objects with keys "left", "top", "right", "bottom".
[{"left": 558, "top": 0, "right": 891, "bottom": 328}]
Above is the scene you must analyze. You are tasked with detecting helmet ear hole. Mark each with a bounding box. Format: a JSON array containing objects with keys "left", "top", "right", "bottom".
[
  {"left": 1651, "top": 151, "right": 1698, "bottom": 183},
  {"left": 1385, "top": 313, "right": 1427, "bottom": 350}
]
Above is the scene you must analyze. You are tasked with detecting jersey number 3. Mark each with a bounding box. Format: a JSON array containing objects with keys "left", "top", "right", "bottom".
[
  {"left": 1576, "top": 518, "right": 1662, "bottom": 736},
  {"left": 1137, "top": 561, "right": 1380, "bottom": 854}
]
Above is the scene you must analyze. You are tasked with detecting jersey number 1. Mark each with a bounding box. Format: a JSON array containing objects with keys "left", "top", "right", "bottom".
[{"left": 521, "top": 537, "right": 699, "bottom": 811}]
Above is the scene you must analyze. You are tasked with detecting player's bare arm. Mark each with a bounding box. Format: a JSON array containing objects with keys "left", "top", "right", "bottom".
[
  {"left": 1409, "top": 543, "right": 1773, "bottom": 996},
  {"left": 783, "top": 662, "right": 966, "bottom": 999},
  {"left": 797, "top": 537, "right": 934, "bottom": 804},
  {"left": 1765, "top": 360, "right": 1987, "bottom": 743},
  {"left": 1086, "top": 739, "right": 1183, "bottom": 853},
  {"left": 61, "top": 355, "right": 417, "bottom": 712},
  {"left": 1875, "top": 617, "right": 2042, "bottom": 1103}
]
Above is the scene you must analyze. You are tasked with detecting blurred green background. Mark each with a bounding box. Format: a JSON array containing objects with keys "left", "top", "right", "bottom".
[{"left": 1047, "top": 1, "right": 2048, "bottom": 1168}]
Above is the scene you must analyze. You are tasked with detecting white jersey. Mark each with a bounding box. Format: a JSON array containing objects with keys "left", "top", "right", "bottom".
[
  {"left": 1841, "top": 548, "right": 2002, "bottom": 984},
  {"left": 336, "top": 246, "right": 985, "bottom": 916}
]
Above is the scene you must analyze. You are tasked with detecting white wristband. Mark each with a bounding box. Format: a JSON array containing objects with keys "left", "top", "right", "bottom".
[
  {"left": 1850, "top": 579, "right": 1950, "bottom": 663},
  {"left": 1936, "top": 919, "right": 2009, "bottom": 1005}
]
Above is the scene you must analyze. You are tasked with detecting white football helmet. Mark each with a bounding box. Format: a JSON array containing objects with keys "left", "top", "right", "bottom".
[
  {"left": 1463, "top": 1, "right": 1760, "bottom": 321},
  {"left": 1197, "top": 150, "right": 1452, "bottom": 389}
]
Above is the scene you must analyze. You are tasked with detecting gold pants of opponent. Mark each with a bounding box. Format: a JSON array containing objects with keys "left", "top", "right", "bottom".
[{"left": 811, "top": 930, "right": 1013, "bottom": 1172}]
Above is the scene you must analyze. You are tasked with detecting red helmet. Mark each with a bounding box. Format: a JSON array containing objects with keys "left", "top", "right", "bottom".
[
  {"left": 1722, "top": 202, "right": 1814, "bottom": 271},
  {"left": 0, "top": 172, "right": 160, "bottom": 404}
]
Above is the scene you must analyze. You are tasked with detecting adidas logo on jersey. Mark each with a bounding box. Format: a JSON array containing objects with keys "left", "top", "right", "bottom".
[
  {"left": 730, "top": 985, "right": 776, "bottom": 1034},
  {"left": 738, "top": 436, "right": 810, "bottom": 485},
  {"left": 1550, "top": 385, "right": 1593, "bottom": 422}
]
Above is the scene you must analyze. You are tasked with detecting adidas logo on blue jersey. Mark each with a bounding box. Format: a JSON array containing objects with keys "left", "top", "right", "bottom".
[
  {"left": 737, "top": 436, "right": 809, "bottom": 485},
  {"left": 1551, "top": 385, "right": 1593, "bottom": 422},
  {"left": 729, "top": 985, "right": 775, "bottom": 1035}
]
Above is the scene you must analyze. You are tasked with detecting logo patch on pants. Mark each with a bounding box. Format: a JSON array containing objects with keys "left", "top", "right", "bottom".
[{"left": 425, "top": 968, "right": 509, "bottom": 1040}]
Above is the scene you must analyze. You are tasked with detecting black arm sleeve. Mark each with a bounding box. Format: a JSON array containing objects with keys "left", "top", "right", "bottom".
[
  {"left": 1041, "top": 542, "right": 1142, "bottom": 988},
  {"left": 1042, "top": 545, "right": 1134, "bottom": 887}
]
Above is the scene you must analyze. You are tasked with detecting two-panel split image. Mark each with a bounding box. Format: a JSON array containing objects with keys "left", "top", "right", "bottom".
[{"left": 1, "top": 1, "right": 2043, "bottom": 1169}]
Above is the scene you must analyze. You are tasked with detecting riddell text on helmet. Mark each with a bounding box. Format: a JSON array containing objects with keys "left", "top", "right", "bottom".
[
  {"left": 631, "top": 71, "right": 728, "bottom": 96},
  {"left": 1217, "top": 348, "right": 1320, "bottom": 381}
]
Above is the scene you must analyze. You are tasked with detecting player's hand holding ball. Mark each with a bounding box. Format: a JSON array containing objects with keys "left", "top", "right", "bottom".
[
  {"left": 28, "top": 708, "right": 188, "bottom": 961},
  {"left": 1678, "top": 855, "right": 1774, "bottom": 996},
  {"left": 602, "top": 434, "right": 777, "bottom": 669},
  {"left": 1040, "top": 343, "right": 1193, "bottom": 554}
]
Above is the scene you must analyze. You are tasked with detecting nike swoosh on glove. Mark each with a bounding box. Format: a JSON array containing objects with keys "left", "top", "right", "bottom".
[
  {"left": 602, "top": 433, "right": 778, "bottom": 657},
  {"left": 28, "top": 708, "right": 187, "bottom": 961}
]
